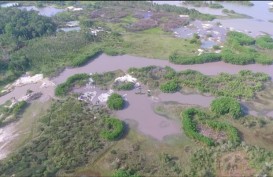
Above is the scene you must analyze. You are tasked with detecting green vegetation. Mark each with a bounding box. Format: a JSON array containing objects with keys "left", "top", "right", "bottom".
[
  {"left": 182, "top": 108, "right": 215, "bottom": 146},
  {"left": 91, "top": 70, "right": 124, "bottom": 89},
  {"left": 222, "top": 31, "right": 273, "bottom": 65},
  {"left": 211, "top": 97, "right": 242, "bottom": 119},
  {"left": 55, "top": 73, "right": 90, "bottom": 96},
  {"left": 101, "top": 118, "right": 124, "bottom": 140},
  {"left": 181, "top": 108, "right": 240, "bottom": 146},
  {"left": 189, "top": 33, "right": 201, "bottom": 45},
  {"left": 95, "top": 1, "right": 215, "bottom": 21},
  {"left": 169, "top": 52, "right": 221, "bottom": 64},
  {"left": 183, "top": 1, "right": 223, "bottom": 9},
  {"left": 70, "top": 48, "right": 101, "bottom": 67},
  {"left": 112, "top": 169, "right": 140, "bottom": 177},
  {"left": 220, "top": 8, "right": 252, "bottom": 19},
  {"left": 225, "top": 1, "right": 254, "bottom": 6},
  {"left": 129, "top": 66, "right": 269, "bottom": 99},
  {"left": 0, "top": 8, "right": 57, "bottom": 88},
  {"left": 209, "top": 3, "right": 224, "bottom": 9},
  {"left": 0, "top": 101, "right": 28, "bottom": 126},
  {"left": 159, "top": 80, "right": 179, "bottom": 93},
  {"left": 107, "top": 93, "right": 125, "bottom": 110},
  {"left": 0, "top": 98, "right": 123, "bottom": 176},
  {"left": 113, "top": 82, "right": 135, "bottom": 91},
  {"left": 169, "top": 31, "right": 273, "bottom": 65},
  {"left": 227, "top": 31, "right": 255, "bottom": 45},
  {"left": 256, "top": 35, "right": 273, "bottom": 49},
  {"left": 123, "top": 28, "right": 199, "bottom": 60},
  {"left": 0, "top": 8, "right": 56, "bottom": 41},
  {"left": 153, "top": 3, "right": 215, "bottom": 21},
  {"left": 205, "top": 121, "right": 240, "bottom": 144}
]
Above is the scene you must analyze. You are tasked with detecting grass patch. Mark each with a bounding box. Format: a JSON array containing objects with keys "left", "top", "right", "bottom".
[
  {"left": 107, "top": 93, "right": 125, "bottom": 110},
  {"left": 123, "top": 28, "right": 199, "bottom": 59},
  {"left": 0, "top": 101, "right": 28, "bottom": 127},
  {"left": 55, "top": 73, "right": 90, "bottom": 96},
  {"left": 128, "top": 66, "right": 270, "bottom": 100},
  {"left": 0, "top": 98, "right": 120, "bottom": 176}
]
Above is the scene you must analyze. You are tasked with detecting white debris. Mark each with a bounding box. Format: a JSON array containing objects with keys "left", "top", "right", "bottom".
[
  {"left": 1, "top": 2, "right": 19, "bottom": 8},
  {"left": 179, "top": 14, "right": 189, "bottom": 18},
  {"left": 202, "top": 24, "right": 213, "bottom": 30},
  {"left": 213, "top": 31, "right": 219, "bottom": 35},
  {"left": 66, "top": 21, "right": 79, "bottom": 27},
  {"left": 13, "top": 74, "right": 43, "bottom": 87},
  {"left": 78, "top": 91, "right": 97, "bottom": 102},
  {"left": 214, "top": 50, "right": 221, "bottom": 53},
  {"left": 66, "top": 6, "right": 83, "bottom": 11},
  {"left": 114, "top": 74, "right": 137, "bottom": 83},
  {"left": 197, "top": 49, "right": 204, "bottom": 56},
  {"left": 40, "top": 79, "right": 56, "bottom": 88},
  {"left": 90, "top": 28, "right": 104, "bottom": 36},
  {"left": 98, "top": 90, "right": 114, "bottom": 103}
]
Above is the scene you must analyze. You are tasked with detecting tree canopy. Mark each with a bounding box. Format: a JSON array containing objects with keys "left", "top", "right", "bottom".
[{"left": 0, "top": 8, "right": 57, "bottom": 41}]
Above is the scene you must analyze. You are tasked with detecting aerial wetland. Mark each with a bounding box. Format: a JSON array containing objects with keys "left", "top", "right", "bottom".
[{"left": 1, "top": 1, "right": 273, "bottom": 177}]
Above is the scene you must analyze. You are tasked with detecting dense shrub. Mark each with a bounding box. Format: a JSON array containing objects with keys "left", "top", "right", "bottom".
[
  {"left": 113, "top": 82, "right": 135, "bottom": 91},
  {"left": 130, "top": 66, "right": 269, "bottom": 100},
  {"left": 210, "top": 97, "right": 242, "bottom": 119},
  {"left": 256, "top": 35, "right": 273, "bottom": 49},
  {"left": 227, "top": 31, "right": 255, "bottom": 46},
  {"left": 163, "top": 66, "right": 176, "bottom": 79},
  {"left": 55, "top": 73, "right": 90, "bottom": 96},
  {"left": 181, "top": 108, "right": 240, "bottom": 146},
  {"left": 221, "top": 47, "right": 256, "bottom": 65},
  {"left": 112, "top": 169, "right": 140, "bottom": 177},
  {"left": 12, "top": 101, "right": 27, "bottom": 116},
  {"left": 0, "top": 8, "right": 56, "bottom": 40},
  {"left": 209, "top": 3, "right": 223, "bottom": 9},
  {"left": 0, "top": 98, "right": 117, "bottom": 176},
  {"left": 181, "top": 108, "right": 215, "bottom": 146},
  {"left": 153, "top": 3, "right": 215, "bottom": 21},
  {"left": 70, "top": 48, "right": 102, "bottom": 67},
  {"left": 100, "top": 118, "right": 124, "bottom": 140},
  {"left": 205, "top": 121, "right": 240, "bottom": 144},
  {"left": 107, "top": 93, "right": 124, "bottom": 110},
  {"left": 159, "top": 80, "right": 179, "bottom": 93},
  {"left": 169, "top": 52, "right": 221, "bottom": 64}
]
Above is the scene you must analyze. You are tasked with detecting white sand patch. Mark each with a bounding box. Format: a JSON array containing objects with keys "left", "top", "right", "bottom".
[
  {"left": 13, "top": 74, "right": 43, "bottom": 87},
  {"left": 40, "top": 78, "right": 56, "bottom": 88},
  {"left": 98, "top": 89, "right": 114, "bottom": 103},
  {"left": 78, "top": 91, "right": 97, "bottom": 102},
  {"left": 114, "top": 74, "right": 137, "bottom": 83}
]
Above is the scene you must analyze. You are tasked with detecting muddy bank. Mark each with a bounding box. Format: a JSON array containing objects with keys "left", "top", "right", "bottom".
[
  {"left": 0, "top": 81, "right": 55, "bottom": 105},
  {"left": 0, "top": 123, "right": 19, "bottom": 160}
]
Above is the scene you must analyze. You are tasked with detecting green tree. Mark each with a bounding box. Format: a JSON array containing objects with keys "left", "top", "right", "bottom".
[{"left": 107, "top": 93, "right": 124, "bottom": 110}]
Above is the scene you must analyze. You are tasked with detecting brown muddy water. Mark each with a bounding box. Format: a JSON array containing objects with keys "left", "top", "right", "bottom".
[
  {"left": 52, "top": 54, "right": 273, "bottom": 84},
  {"left": 74, "top": 85, "right": 214, "bottom": 140}
]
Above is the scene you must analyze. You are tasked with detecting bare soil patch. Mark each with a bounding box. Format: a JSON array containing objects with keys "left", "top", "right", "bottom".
[{"left": 217, "top": 151, "right": 256, "bottom": 177}]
